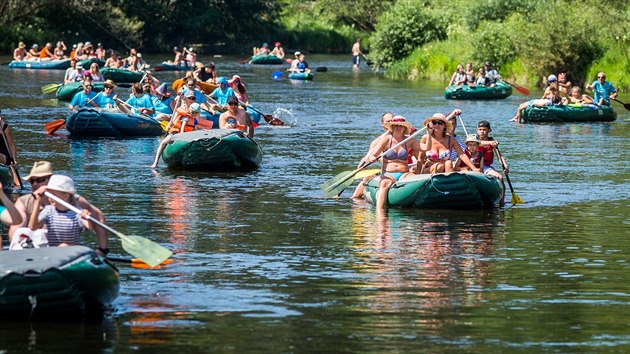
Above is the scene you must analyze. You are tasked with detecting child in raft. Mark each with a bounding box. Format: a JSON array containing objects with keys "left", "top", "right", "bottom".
[
  {"left": 27, "top": 175, "right": 93, "bottom": 247},
  {"left": 510, "top": 86, "right": 562, "bottom": 123},
  {"left": 456, "top": 134, "right": 484, "bottom": 171}
]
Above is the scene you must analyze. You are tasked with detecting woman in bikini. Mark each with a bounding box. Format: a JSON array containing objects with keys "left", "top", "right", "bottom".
[
  {"left": 364, "top": 116, "right": 426, "bottom": 209},
  {"left": 419, "top": 113, "right": 479, "bottom": 174}
]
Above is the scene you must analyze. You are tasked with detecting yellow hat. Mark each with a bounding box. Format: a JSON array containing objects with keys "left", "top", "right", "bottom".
[{"left": 423, "top": 113, "right": 453, "bottom": 132}]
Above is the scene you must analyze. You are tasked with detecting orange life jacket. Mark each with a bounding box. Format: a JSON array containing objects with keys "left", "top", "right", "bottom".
[{"left": 169, "top": 108, "right": 196, "bottom": 134}]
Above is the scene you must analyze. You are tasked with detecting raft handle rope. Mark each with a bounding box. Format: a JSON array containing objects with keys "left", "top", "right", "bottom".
[{"left": 429, "top": 175, "right": 450, "bottom": 195}]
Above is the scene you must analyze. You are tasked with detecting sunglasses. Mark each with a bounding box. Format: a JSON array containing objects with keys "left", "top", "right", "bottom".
[
  {"left": 228, "top": 102, "right": 238, "bottom": 106},
  {"left": 187, "top": 84, "right": 195, "bottom": 88},
  {"left": 30, "top": 176, "right": 50, "bottom": 184},
  {"left": 432, "top": 120, "right": 445, "bottom": 125},
  {"left": 84, "top": 85, "right": 92, "bottom": 89},
  {"left": 227, "top": 120, "right": 237, "bottom": 125},
  {"left": 597, "top": 76, "right": 605, "bottom": 79},
  {"left": 186, "top": 96, "right": 196, "bottom": 100}
]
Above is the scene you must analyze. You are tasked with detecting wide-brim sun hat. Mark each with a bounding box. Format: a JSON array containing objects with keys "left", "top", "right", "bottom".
[
  {"left": 155, "top": 83, "right": 170, "bottom": 97},
  {"left": 218, "top": 77, "right": 228, "bottom": 85},
  {"left": 24, "top": 161, "right": 53, "bottom": 182},
  {"left": 228, "top": 75, "right": 241, "bottom": 84},
  {"left": 46, "top": 174, "right": 76, "bottom": 195},
  {"left": 423, "top": 113, "right": 453, "bottom": 132},
  {"left": 103, "top": 79, "right": 116, "bottom": 89},
  {"left": 383, "top": 116, "right": 413, "bottom": 134},
  {"left": 465, "top": 134, "right": 481, "bottom": 144}
]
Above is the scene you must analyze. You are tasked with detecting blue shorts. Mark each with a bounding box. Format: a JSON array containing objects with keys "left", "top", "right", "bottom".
[
  {"left": 352, "top": 55, "right": 360, "bottom": 66},
  {"left": 386, "top": 172, "right": 404, "bottom": 181},
  {"left": 483, "top": 165, "right": 497, "bottom": 174}
]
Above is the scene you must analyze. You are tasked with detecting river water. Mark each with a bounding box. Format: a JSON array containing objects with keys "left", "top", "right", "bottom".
[{"left": 0, "top": 54, "right": 629, "bottom": 353}]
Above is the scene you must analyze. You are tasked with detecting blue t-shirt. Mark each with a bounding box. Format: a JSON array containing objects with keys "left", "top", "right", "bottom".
[
  {"left": 70, "top": 91, "right": 98, "bottom": 108},
  {"left": 591, "top": 81, "right": 616, "bottom": 105},
  {"left": 152, "top": 96, "right": 173, "bottom": 115},
  {"left": 98, "top": 92, "right": 117, "bottom": 108},
  {"left": 210, "top": 87, "right": 236, "bottom": 106},
  {"left": 126, "top": 94, "right": 154, "bottom": 109},
  {"left": 297, "top": 61, "right": 309, "bottom": 72}
]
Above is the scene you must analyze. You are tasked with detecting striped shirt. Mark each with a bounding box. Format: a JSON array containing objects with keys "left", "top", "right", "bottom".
[{"left": 38, "top": 205, "right": 85, "bottom": 246}]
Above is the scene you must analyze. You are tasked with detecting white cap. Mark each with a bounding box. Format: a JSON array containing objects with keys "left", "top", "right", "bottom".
[
  {"left": 189, "top": 102, "right": 201, "bottom": 113},
  {"left": 46, "top": 175, "right": 76, "bottom": 195}
]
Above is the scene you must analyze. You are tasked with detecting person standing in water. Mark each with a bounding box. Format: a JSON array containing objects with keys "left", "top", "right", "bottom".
[{"left": 352, "top": 38, "right": 365, "bottom": 69}]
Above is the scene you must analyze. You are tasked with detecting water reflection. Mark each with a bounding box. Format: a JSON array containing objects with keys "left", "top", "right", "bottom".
[{"left": 350, "top": 203, "right": 503, "bottom": 312}]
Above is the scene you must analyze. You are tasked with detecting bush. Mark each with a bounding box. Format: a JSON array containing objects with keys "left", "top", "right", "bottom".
[
  {"left": 368, "top": 0, "right": 447, "bottom": 68},
  {"left": 470, "top": 21, "right": 516, "bottom": 68}
]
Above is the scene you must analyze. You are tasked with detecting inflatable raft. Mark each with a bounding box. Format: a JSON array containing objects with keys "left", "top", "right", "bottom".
[
  {"left": 522, "top": 104, "right": 617, "bottom": 123},
  {"left": 445, "top": 82, "right": 512, "bottom": 100},
  {"left": 65, "top": 108, "right": 163, "bottom": 137},
  {"left": 0, "top": 246, "right": 119, "bottom": 319},
  {"left": 363, "top": 172, "right": 504, "bottom": 209},
  {"left": 162, "top": 129, "right": 263, "bottom": 171}
]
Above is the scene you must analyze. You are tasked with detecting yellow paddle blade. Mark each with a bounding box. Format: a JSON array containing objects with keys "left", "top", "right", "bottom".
[
  {"left": 354, "top": 169, "right": 381, "bottom": 179},
  {"left": 511, "top": 193, "right": 525, "bottom": 205}
]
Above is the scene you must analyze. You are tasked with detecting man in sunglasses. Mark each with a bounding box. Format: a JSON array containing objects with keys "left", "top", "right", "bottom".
[
  {"left": 586, "top": 72, "right": 617, "bottom": 106},
  {"left": 218, "top": 96, "right": 254, "bottom": 137},
  {"left": 68, "top": 78, "right": 100, "bottom": 111},
  {"left": 9, "top": 161, "right": 109, "bottom": 255},
  {"left": 181, "top": 78, "right": 211, "bottom": 112}
]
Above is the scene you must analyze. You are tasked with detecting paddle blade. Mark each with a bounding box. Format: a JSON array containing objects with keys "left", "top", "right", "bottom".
[
  {"left": 315, "top": 67, "right": 328, "bottom": 72},
  {"left": 322, "top": 170, "right": 359, "bottom": 197},
  {"left": 120, "top": 235, "right": 173, "bottom": 268},
  {"left": 272, "top": 71, "right": 284, "bottom": 79},
  {"left": 354, "top": 169, "right": 381, "bottom": 179},
  {"left": 263, "top": 114, "right": 285, "bottom": 126},
  {"left": 45, "top": 119, "right": 66, "bottom": 134},
  {"left": 511, "top": 192, "right": 525, "bottom": 205},
  {"left": 513, "top": 85, "right": 529, "bottom": 96},
  {"left": 107, "top": 256, "right": 173, "bottom": 269},
  {"left": 42, "top": 83, "right": 61, "bottom": 94},
  {"left": 153, "top": 65, "right": 164, "bottom": 72}
]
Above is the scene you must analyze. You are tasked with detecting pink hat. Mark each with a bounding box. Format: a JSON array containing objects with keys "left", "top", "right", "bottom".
[{"left": 228, "top": 75, "right": 242, "bottom": 84}]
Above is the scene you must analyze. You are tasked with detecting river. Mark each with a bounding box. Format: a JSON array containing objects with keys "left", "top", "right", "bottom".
[{"left": 0, "top": 54, "right": 629, "bottom": 353}]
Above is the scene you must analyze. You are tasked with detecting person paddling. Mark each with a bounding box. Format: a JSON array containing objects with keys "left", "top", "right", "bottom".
[
  {"left": 68, "top": 79, "right": 99, "bottom": 111},
  {"left": 218, "top": 96, "right": 254, "bottom": 137}
]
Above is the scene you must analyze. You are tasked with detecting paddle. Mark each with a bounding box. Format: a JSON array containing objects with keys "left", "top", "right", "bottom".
[
  {"left": 107, "top": 255, "right": 173, "bottom": 269},
  {"left": 0, "top": 117, "right": 23, "bottom": 189},
  {"left": 272, "top": 71, "right": 284, "bottom": 79},
  {"left": 152, "top": 65, "right": 165, "bottom": 72},
  {"left": 45, "top": 191, "right": 173, "bottom": 267},
  {"left": 41, "top": 83, "right": 63, "bottom": 94},
  {"left": 613, "top": 98, "right": 630, "bottom": 111},
  {"left": 322, "top": 126, "right": 427, "bottom": 197},
  {"left": 494, "top": 147, "right": 524, "bottom": 205},
  {"left": 235, "top": 100, "right": 281, "bottom": 126},
  {"left": 501, "top": 80, "right": 529, "bottom": 96},
  {"left": 45, "top": 92, "right": 102, "bottom": 134}
]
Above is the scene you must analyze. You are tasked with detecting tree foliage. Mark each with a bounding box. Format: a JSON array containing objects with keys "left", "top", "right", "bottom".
[{"left": 368, "top": 0, "right": 447, "bottom": 68}]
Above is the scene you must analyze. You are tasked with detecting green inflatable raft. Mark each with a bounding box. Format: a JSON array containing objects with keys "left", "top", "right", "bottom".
[
  {"left": 250, "top": 54, "right": 283, "bottom": 65},
  {"left": 101, "top": 68, "right": 144, "bottom": 83},
  {"left": 56, "top": 81, "right": 105, "bottom": 101},
  {"left": 65, "top": 108, "right": 163, "bottom": 137},
  {"left": 288, "top": 72, "right": 314, "bottom": 80},
  {"left": 522, "top": 104, "right": 617, "bottom": 123},
  {"left": 363, "top": 172, "right": 504, "bottom": 209},
  {"left": 0, "top": 246, "right": 119, "bottom": 319},
  {"left": 162, "top": 129, "right": 263, "bottom": 171},
  {"left": 445, "top": 82, "right": 512, "bottom": 100}
]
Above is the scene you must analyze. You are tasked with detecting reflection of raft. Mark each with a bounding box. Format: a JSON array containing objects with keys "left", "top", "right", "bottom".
[
  {"left": 8, "top": 59, "right": 71, "bottom": 70},
  {"left": 0, "top": 246, "right": 119, "bottom": 319},
  {"left": 363, "top": 172, "right": 504, "bottom": 209},
  {"left": 250, "top": 54, "right": 283, "bottom": 65},
  {"left": 101, "top": 68, "right": 144, "bottom": 83},
  {"left": 288, "top": 72, "right": 314, "bottom": 80},
  {"left": 65, "top": 108, "right": 163, "bottom": 137},
  {"left": 162, "top": 129, "right": 263, "bottom": 171},
  {"left": 56, "top": 81, "right": 104, "bottom": 101},
  {"left": 522, "top": 104, "right": 617, "bottom": 123},
  {"left": 445, "top": 82, "right": 512, "bottom": 100},
  {"left": 171, "top": 79, "right": 219, "bottom": 94}
]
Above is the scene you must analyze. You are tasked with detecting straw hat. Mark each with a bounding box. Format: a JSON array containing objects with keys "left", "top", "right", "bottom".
[
  {"left": 383, "top": 115, "right": 413, "bottom": 134},
  {"left": 24, "top": 161, "right": 53, "bottom": 182},
  {"left": 103, "top": 79, "right": 116, "bottom": 89},
  {"left": 465, "top": 134, "right": 481, "bottom": 144},
  {"left": 423, "top": 113, "right": 453, "bottom": 132},
  {"left": 18, "top": 41, "right": 26, "bottom": 48},
  {"left": 46, "top": 175, "right": 76, "bottom": 195}
]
